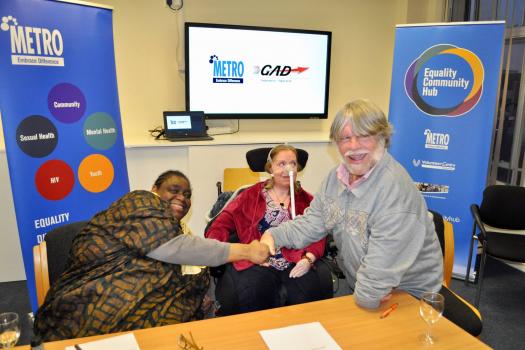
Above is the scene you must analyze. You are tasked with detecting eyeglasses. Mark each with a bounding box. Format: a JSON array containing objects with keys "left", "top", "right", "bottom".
[
  {"left": 178, "top": 332, "right": 203, "bottom": 350},
  {"left": 336, "top": 134, "right": 374, "bottom": 144}
]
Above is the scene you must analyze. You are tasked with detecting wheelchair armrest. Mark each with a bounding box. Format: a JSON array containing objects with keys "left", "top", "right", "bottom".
[
  {"left": 210, "top": 265, "right": 226, "bottom": 278},
  {"left": 319, "top": 256, "right": 346, "bottom": 280}
]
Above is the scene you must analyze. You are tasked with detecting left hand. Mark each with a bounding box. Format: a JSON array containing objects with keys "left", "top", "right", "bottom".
[{"left": 289, "top": 258, "right": 312, "bottom": 278}]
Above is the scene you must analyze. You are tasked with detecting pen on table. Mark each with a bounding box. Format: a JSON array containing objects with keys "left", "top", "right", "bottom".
[
  {"left": 379, "top": 302, "right": 399, "bottom": 319},
  {"left": 74, "top": 344, "right": 83, "bottom": 350}
]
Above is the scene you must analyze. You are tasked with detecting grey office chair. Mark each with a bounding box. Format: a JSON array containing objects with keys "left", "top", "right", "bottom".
[{"left": 465, "top": 185, "right": 525, "bottom": 307}]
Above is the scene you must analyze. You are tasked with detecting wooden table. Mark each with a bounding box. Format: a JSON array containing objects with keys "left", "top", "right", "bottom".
[{"left": 17, "top": 292, "right": 489, "bottom": 349}]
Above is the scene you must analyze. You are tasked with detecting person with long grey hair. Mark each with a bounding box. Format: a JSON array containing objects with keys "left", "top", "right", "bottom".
[{"left": 261, "top": 99, "right": 443, "bottom": 309}]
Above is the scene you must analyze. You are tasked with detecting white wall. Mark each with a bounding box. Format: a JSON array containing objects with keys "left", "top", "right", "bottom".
[{"left": 97, "top": 0, "right": 410, "bottom": 141}]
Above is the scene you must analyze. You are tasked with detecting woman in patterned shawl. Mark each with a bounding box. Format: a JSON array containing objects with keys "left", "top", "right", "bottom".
[{"left": 34, "top": 170, "right": 269, "bottom": 341}]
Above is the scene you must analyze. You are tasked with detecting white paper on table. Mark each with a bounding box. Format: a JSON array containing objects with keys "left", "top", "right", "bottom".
[
  {"left": 259, "top": 321, "right": 342, "bottom": 350},
  {"left": 65, "top": 333, "right": 140, "bottom": 350}
]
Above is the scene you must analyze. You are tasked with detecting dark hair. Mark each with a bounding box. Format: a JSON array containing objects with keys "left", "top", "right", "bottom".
[{"left": 153, "top": 170, "right": 191, "bottom": 189}]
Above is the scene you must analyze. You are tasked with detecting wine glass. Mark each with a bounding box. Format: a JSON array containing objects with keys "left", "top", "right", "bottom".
[
  {"left": 419, "top": 292, "right": 444, "bottom": 344},
  {"left": 0, "top": 312, "right": 20, "bottom": 349}
]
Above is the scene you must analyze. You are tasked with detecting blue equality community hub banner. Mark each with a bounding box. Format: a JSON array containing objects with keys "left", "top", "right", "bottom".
[
  {"left": 388, "top": 22, "right": 504, "bottom": 277},
  {"left": 0, "top": 0, "right": 129, "bottom": 310}
]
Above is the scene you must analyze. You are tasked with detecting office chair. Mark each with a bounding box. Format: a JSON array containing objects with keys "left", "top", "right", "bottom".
[
  {"left": 465, "top": 185, "right": 525, "bottom": 307},
  {"left": 429, "top": 210, "right": 483, "bottom": 337},
  {"left": 431, "top": 210, "right": 455, "bottom": 287},
  {"left": 218, "top": 168, "right": 261, "bottom": 195},
  {"left": 33, "top": 221, "right": 88, "bottom": 306}
]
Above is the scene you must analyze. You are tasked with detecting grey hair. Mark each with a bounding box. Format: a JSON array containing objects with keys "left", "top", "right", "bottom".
[{"left": 329, "top": 99, "right": 393, "bottom": 148}]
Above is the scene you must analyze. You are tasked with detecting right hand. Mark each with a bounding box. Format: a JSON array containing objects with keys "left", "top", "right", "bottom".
[{"left": 247, "top": 240, "right": 270, "bottom": 264}]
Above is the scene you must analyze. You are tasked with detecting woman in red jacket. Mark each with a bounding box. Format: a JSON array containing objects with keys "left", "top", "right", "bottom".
[{"left": 205, "top": 144, "right": 327, "bottom": 313}]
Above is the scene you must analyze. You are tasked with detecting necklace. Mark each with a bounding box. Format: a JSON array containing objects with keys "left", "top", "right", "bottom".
[{"left": 272, "top": 188, "right": 289, "bottom": 208}]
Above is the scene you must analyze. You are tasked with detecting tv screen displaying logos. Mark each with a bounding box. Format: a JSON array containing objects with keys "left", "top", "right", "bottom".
[{"left": 185, "top": 22, "right": 332, "bottom": 119}]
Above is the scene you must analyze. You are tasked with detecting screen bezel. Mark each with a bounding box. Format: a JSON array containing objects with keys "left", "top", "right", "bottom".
[{"left": 184, "top": 22, "right": 332, "bottom": 120}]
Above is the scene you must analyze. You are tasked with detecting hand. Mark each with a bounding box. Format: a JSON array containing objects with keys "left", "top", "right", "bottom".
[
  {"left": 247, "top": 240, "right": 270, "bottom": 264},
  {"left": 260, "top": 231, "right": 276, "bottom": 255},
  {"left": 380, "top": 293, "right": 393, "bottom": 303},
  {"left": 289, "top": 258, "right": 312, "bottom": 278},
  {"left": 259, "top": 260, "right": 270, "bottom": 267},
  {"left": 200, "top": 294, "right": 214, "bottom": 315}
]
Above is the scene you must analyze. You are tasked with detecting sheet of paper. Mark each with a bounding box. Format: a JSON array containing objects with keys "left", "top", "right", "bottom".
[
  {"left": 65, "top": 332, "right": 140, "bottom": 350},
  {"left": 259, "top": 321, "right": 342, "bottom": 350}
]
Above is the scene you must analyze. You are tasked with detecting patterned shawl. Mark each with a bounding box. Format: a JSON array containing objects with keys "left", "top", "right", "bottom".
[{"left": 34, "top": 190, "right": 209, "bottom": 341}]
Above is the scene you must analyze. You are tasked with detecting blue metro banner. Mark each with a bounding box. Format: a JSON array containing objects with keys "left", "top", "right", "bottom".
[{"left": 0, "top": 0, "right": 129, "bottom": 310}]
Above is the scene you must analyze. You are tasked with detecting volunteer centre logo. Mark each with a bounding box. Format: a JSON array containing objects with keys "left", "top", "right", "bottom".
[
  {"left": 1, "top": 15, "right": 64, "bottom": 66},
  {"left": 405, "top": 44, "right": 483, "bottom": 117}
]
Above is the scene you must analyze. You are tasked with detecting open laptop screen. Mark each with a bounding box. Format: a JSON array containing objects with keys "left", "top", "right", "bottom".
[{"left": 163, "top": 111, "right": 208, "bottom": 139}]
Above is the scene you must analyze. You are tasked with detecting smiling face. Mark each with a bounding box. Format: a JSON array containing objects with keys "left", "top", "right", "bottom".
[
  {"left": 152, "top": 175, "right": 192, "bottom": 220},
  {"left": 269, "top": 149, "right": 298, "bottom": 189},
  {"left": 337, "top": 123, "right": 384, "bottom": 181}
]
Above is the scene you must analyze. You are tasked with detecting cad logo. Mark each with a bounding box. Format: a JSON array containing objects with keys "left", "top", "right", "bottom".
[
  {"left": 209, "top": 54, "right": 244, "bottom": 84},
  {"left": 424, "top": 129, "right": 450, "bottom": 150},
  {"left": 1, "top": 15, "right": 64, "bottom": 67},
  {"left": 253, "top": 65, "right": 309, "bottom": 76},
  {"left": 412, "top": 159, "right": 421, "bottom": 167},
  {"left": 405, "top": 44, "right": 484, "bottom": 117}
]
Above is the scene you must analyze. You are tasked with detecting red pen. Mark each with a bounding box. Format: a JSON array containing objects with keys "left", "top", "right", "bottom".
[{"left": 380, "top": 302, "right": 399, "bottom": 319}]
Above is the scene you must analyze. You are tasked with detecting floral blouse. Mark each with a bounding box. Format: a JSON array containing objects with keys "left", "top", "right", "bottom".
[{"left": 257, "top": 188, "right": 291, "bottom": 271}]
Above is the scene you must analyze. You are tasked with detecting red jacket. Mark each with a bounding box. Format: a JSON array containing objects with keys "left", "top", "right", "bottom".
[{"left": 205, "top": 181, "right": 326, "bottom": 271}]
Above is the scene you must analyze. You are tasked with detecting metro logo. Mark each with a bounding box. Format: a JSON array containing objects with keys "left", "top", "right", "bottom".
[
  {"left": 213, "top": 60, "right": 244, "bottom": 78},
  {"left": 1, "top": 15, "right": 64, "bottom": 66},
  {"left": 10, "top": 25, "right": 63, "bottom": 56},
  {"left": 424, "top": 129, "right": 450, "bottom": 150},
  {"left": 209, "top": 54, "right": 244, "bottom": 84}
]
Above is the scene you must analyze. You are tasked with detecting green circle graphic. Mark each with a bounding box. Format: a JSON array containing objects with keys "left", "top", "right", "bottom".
[{"left": 83, "top": 112, "right": 117, "bottom": 150}]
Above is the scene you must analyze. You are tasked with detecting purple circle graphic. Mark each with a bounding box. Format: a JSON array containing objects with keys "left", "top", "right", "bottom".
[{"left": 48, "top": 83, "right": 86, "bottom": 123}]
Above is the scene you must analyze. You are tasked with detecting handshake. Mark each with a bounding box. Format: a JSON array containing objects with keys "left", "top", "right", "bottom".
[
  {"left": 240, "top": 232, "right": 311, "bottom": 279},
  {"left": 242, "top": 231, "right": 277, "bottom": 265}
]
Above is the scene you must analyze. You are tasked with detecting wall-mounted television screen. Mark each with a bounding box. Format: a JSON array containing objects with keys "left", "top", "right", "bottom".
[{"left": 185, "top": 22, "right": 332, "bottom": 119}]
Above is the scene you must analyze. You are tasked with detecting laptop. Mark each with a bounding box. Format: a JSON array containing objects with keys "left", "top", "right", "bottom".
[{"left": 163, "top": 111, "right": 214, "bottom": 141}]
